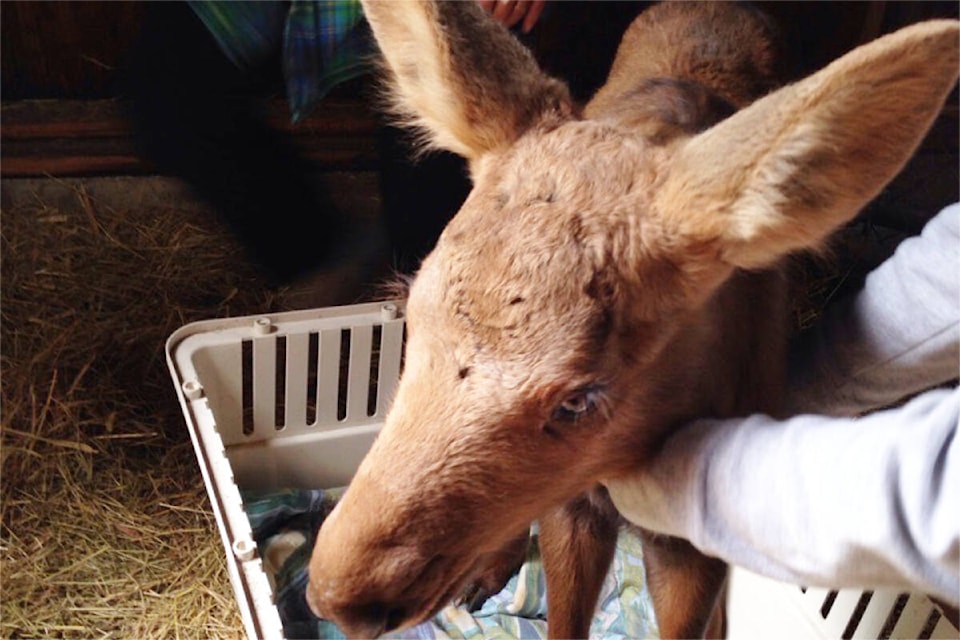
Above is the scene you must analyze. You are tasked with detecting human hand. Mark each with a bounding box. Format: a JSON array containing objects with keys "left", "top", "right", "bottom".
[
  {"left": 601, "top": 421, "right": 712, "bottom": 539},
  {"left": 603, "top": 467, "right": 685, "bottom": 539},
  {"left": 476, "top": 0, "right": 546, "bottom": 34}
]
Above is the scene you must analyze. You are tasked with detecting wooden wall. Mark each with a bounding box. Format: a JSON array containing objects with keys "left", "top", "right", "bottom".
[
  {"left": 2, "top": 1, "right": 144, "bottom": 100},
  {"left": 1, "top": 1, "right": 957, "bottom": 179}
]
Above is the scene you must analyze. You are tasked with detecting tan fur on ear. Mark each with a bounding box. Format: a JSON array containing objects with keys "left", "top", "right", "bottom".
[
  {"left": 360, "top": 0, "right": 574, "bottom": 160},
  {"left": 656, "top": 19, "right": 960, "bottom": 269}
]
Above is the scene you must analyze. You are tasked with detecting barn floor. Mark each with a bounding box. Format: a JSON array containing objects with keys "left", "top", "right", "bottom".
[{"left": 0, "top": 173, "right": 388, "bottom": 638}]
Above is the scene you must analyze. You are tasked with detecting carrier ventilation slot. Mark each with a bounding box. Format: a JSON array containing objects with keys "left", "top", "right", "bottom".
[
  {"left": 878, "top": 594, "right": 911, "bottom": 639},
  {"left": 306, "top": 332, "right": 320, "bottom": 425},
  {"left": 274, "top": 336, "right": 287, "bottom": 429},
  {"left": 241, "top": 339, "right": 254, "bottom": 435},
  {"left": 821, "top": 590, "right": 839, "bottom": 619},
  {"left": 918, "top": 608, "right": 942, "bottom": 639},
  {"left": 401, "top": 323, "right": 408, "bottom": 374},
  {"left": 840, "top": 590, "right": 872, "bottom": 639},
  {"left": 367, "top": 324, "right": 382, "bottom": 417},
  {"left": 337, "top": 328, "right": 351, "bottom": 421}
]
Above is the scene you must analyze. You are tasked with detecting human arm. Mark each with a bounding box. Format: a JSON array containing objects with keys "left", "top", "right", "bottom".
[{"left": 605, "top": 388, "right": 960, "bottom": 600}]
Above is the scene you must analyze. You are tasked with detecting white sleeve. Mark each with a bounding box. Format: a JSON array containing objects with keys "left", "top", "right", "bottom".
[{"left": 606, "top": 387, "right": 960, "bottom": 600}]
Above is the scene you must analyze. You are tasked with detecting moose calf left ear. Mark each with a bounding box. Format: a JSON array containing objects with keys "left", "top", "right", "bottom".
[
  {"left": 361, "top": 0, "right": 573, "bottom": 162},
  {"left": 655, "top": 20, "right": 959, "bottom": 270}
]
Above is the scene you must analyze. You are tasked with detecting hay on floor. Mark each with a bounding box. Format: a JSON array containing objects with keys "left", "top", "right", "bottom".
[{"left": 1, "top": 175, "right": 381, "bottom": 638}]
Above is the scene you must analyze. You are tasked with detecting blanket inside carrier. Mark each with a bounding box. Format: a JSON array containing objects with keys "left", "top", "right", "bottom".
[{"left": 243, "top": 488, "right": 660, "bottom": 639}]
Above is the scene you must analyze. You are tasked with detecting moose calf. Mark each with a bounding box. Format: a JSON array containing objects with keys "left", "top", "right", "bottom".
[{"left": 307, "top": 2, "right": 959, "bottom": 637}]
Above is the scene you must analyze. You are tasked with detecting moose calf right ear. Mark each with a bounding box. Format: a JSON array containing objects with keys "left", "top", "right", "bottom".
[{"left": 655, "top": 19, "right": 959, "bottom": 270}]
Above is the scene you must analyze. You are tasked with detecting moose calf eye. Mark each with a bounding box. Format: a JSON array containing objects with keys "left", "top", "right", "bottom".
[{"left": 550, "top": 389, "right": 601, "bottom": 424}]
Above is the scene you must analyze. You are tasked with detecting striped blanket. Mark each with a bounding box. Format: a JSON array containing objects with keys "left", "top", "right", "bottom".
[{"left": 243, "top": 489, "right": 660, "bottom": 639}]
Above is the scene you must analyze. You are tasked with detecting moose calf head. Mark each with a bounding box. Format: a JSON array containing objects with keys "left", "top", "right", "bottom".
[{"left": 308, "top": 1, "right": 959, "bottom": 636}]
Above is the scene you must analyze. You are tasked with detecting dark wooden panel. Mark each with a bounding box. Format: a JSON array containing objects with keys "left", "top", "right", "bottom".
[
  {"left": 1, "top": 99, "right": 380, "bottom": 177},
  {"left": 1, "top": 1, "right": 144, "bottom": 99}
]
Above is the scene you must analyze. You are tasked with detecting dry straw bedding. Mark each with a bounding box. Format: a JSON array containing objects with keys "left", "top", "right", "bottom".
[{"left": 0, "top": 176, "right": 297, "bottom": 638}]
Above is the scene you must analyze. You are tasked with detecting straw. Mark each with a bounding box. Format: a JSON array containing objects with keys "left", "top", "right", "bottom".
[{"left": 1, "top": 175, "right": 308, "bottom": 638}]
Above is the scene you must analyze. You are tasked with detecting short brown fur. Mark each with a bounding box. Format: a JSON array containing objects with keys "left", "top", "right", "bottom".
[{"left": 308, "top": 2, "right": 959, "bottom": 637}]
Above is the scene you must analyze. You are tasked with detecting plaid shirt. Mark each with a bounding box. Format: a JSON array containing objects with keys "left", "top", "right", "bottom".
[{"left": 189, "top": 0, "right": 371, "bottom": 122}]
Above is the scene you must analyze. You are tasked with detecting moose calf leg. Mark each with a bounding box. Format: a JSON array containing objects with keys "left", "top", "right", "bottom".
[
  {"left": 640, "top": 531, "right": 728, "bottom": 639},
  {"left": 539, "top": 489, "right": 620, "bottom": 639}
]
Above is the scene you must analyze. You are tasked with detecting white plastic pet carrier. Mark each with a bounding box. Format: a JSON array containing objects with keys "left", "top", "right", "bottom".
[{"left": 167, "top": 301, "right": 958, "bottom": 640}]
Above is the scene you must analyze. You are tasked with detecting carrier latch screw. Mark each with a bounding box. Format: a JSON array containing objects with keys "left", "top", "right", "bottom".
[
  {"left": 254, "top": 317, "right": 273, "bottom": 335},
  {"left": 233, "top": 537, "right": 256, "bottom": 562},
  {"left": 182, "top": 379, "right": 203, "bottom": 400}
]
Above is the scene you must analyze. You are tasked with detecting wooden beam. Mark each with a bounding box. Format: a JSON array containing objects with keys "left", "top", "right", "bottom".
[{"left": 1, "top": 98, "right": 380, "bottom": 177}]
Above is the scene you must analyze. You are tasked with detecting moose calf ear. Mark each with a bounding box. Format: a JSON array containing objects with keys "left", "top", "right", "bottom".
[
  {"left": 361, "top": 0, "right": 574, "bottom": 161},
  {"left": 655, "top": 20, "right": 959, "bottom": 270}
]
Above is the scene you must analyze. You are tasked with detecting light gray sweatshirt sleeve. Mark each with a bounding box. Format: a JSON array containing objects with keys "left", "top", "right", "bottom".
[
  {"left": 608, "top": 389, "right": 959, "bottom": 600},
  {"left": 605, "top": 204, "right": 960, "bottom": 599}
]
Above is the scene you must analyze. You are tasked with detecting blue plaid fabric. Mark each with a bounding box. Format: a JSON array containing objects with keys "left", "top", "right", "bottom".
[{"left": 189, "top": 0, "right": 371, "bottom": 122}]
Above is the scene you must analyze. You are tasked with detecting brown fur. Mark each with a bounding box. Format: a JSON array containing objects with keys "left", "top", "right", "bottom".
[{"left": 307, "top": 2, "right": 959, "bottom": 637}]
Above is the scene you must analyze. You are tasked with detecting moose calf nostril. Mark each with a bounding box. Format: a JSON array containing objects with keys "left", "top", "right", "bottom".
[
  {"left": 385, "top": 605, "right": 408, "bottom": 632},
  {"left": 344, "top": 601, "right": 408, "bottom": 636}
]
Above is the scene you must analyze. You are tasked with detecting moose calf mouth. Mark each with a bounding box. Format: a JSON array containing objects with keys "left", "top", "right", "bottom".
[
  {"left": 305, "top": 575, "right": 423, "bottom": 637},
  {"left": 307, "top": 547, "right": 489, "bottom": 637}
]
